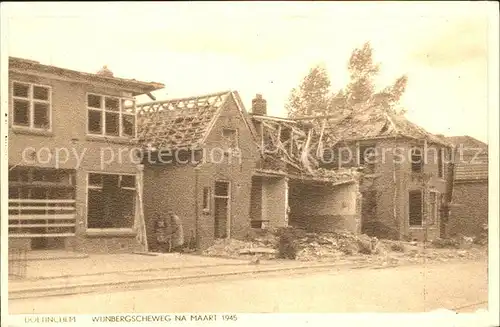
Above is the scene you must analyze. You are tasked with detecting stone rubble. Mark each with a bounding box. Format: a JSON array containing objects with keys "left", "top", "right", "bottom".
[{"left": 202, "top": 228, "right": 488, "bottom": 266}]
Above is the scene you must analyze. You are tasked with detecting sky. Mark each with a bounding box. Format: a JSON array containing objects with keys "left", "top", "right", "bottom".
[{"left": 2, "top": 2, "right": 496, "bottom": 143}]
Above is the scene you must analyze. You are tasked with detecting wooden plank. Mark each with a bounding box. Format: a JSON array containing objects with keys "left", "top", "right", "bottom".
[
  {"left": 8, "top": 206, "right": 76, "bottom": 211},
  {"left": 9, "top": 199, "right": 76, "bottom": 204},
  {"left": 8, "top": 214, "right": 75, "bottom": 220},
  {"left": 9, "top": 223, "right": 75, "bottom": 228},
  {"left": 9, "top": 233, "right": 75, "bottom": 238}
]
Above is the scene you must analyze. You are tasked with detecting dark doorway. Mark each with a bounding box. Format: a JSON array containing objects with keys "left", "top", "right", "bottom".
[
  {"left": 409, "top": 190, "right": 423, "bottom": 227},
  {"left": 361, "top": 190, "right": 378, "bottom": 235}
]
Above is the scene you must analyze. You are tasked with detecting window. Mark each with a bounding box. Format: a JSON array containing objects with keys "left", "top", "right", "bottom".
[
  {"left": 87, "top": 94, "right": 136, "bottom": 138},
  {"left": 428, "top": 191, "right": 439, "bottom": 225},
  {"left": 438, "top": 148, "right": 444, "bottom": 178},
  {"left": 411, "top": 147, "right": 423, "bottom": 173},
  {"left": 87, "top": 173, "right": 136, "bottom": 229},
  {"left": 12, "top": 82, "right": 51, "bottom": 130},
  {"left": 359, "top": 144, "right": 376, "bottom": 168},
  {"left": 214, "top": 181, "right": 230, "bottom": 239},
  {"left": 222, "top": 128, "right": 238, "bottom": 148},
  {"left": 202, "top": 187, "right": 211, "bottom": 212},
  {"left": 409, "top": 190, "right": 423, "bottom": 226},
  {"left": 215, "top": 181, "right": 230, "bottom": 197}
]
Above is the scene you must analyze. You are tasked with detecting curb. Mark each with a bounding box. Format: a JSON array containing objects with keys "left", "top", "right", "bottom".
[
  {"left": 9, "top": 262, "right": 374, "bottom": 300},
  {"left": 20, "top": 262, "right": 251, "bottom": 281}
]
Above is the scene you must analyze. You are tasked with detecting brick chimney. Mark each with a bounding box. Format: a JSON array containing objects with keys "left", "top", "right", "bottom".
[
  {"left": 97, "top": 65, "right": 114, "bottom": 77},
  {"left": 252, "top": 94, "right": 267, "bottom": 116}
]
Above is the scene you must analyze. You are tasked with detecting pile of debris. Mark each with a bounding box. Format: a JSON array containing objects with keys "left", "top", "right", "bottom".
[
  {"left": 203, "top": 228, "right": 384, "bottom": 261},
  {"left": 202, "top": 227, "right": 488, "bottom": 266},
  {"left": 202, "top": 230, "right": 279, "bottom": 260},
  {"left": 292, "top": 231, "right": 384, "bottom": 261}
]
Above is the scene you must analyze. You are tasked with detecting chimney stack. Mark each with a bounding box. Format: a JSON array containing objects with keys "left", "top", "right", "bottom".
[
  {"left": 97, "top": 65, "right": 114, "bottom": 77},
  {"left": 252, "top": 94, "right": 267, "bottom": 116}
]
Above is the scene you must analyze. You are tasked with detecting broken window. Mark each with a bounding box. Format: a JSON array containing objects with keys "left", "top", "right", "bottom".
[
  {"left": 87, "top": 173, "right": 136, "bottom": 229},
  {"left": 409, "top": 190, "right": 423, "bottom": 226},
  {"left": 359, "top": 144, "right": 376, "bottom": 169},
  {"left": 411, "top": 147, "right": 423, "bottom": 173},
  {"left": 87, "top": 94, "right": 136, "bottom": 138},
  {"left": 12, "top": 82, "right": 51, "bottom": 130}
]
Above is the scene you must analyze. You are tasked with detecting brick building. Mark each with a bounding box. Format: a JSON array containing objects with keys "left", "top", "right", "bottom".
[
  {"left": 137, "top": 91, "right": 260, "bottom": 250},
  {"left": 137, "top": 92, "right": 362, "bottom": 250},
  {"left": 8, "top": 57, "right": 164, "bottom": 253},
  {"left": 249, "top": 97, "right": 362, "bottom": 235},
  {"left": 319, "top": 107, "right": 454, "bottom": 242},
  {"left": 446, "top": 136, "right": 488, "bottom": 238}
]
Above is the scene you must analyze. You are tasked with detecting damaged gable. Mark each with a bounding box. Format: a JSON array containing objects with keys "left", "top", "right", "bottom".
[{"left": 136, "top": 90, "right": 257, "bottom": 152}]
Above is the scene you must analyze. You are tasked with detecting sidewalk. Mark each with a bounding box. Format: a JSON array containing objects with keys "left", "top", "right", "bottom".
[
  {"left": 13, "top": 252, "right": 251, "bottom": 279},
  {"left": 9, "top": 252, "right": 376, "bottom": 299}
]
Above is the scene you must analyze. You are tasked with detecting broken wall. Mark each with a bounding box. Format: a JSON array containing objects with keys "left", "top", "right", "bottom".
[
  {"left": 261, "top": 177, "right": 288, "bottom": 228},
  {"left": 250, "top": 176, "right": 263, "bottom": 224},
  {"left": 289, "top": 181, "right": 360, "bottom": 233},
  {"left": 143, "top": 164, "right": 197, "bottom": 251}
]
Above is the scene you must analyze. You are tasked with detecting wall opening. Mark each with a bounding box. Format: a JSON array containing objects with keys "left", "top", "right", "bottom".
[
  {"left": 87, "top": 173, "right": 136, "bottom": 229},
  {"left": 409, "top": 190, "right": 423, "bottom": 226},
  {"left": 411, "top": 147, "right": 423, "bottom": 173}
]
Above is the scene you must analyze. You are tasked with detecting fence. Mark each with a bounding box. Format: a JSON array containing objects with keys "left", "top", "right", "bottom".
[
  {"left": 8, "top": 248, "right": 27, "bottom": 279},
  {"left": 8, "top": 199, "right": 76, "bottom": 237}
]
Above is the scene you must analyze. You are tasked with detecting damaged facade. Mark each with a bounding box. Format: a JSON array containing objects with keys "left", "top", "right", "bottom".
[
  {"left": 8, "top": 57, "right": 164, "bottom": 253},
  {"left": 137, "top": 92, "right": 362, "bottom": 250},
  {"left": 8, "top": 57, "right": 449, "bottom": 253},
  {"left": 249, "top": 97, "right": 362, "bottom": 235},
  {"left": 137, "top": 91, "right": 260, "bottom": 250},
  {"left": 310, "top": 106, "right": 455, "bottom": 242}
]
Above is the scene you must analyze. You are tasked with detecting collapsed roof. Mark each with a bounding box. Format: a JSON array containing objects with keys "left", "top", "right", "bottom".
[
  {"left": 136, "top": 90, "right": 254, "bottom": 151},
  {"left": 295, "top": 104, "right": 452, "bottom": 147},
  {"left": 251, "top": 115, "right": 359, "bottom": 184}
]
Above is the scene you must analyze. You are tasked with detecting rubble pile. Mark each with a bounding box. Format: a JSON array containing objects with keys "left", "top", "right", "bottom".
[
  {"left": 202, "top": 228, "right": 487, "bottom": 265},
  {"left": 202, "top": 229, "right": 279, "bottom": 260},
  {"left": 293, "top": 231, "right": 384, "bottom": 261},
  {"left": 202, "top": 239, "right": 257, "bottom": 259}
]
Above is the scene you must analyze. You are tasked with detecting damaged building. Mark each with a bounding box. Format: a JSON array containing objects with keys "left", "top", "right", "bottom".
[
  {"left": 137, "top": 92, "right": 362, "bottom": 250},
  {"left": 8, "top": 57, "right": 164, "bottom": 253},
  {"left": 249, "top": 96, "right": 362, "bottom": 235},
  {"left": 137, "top": 91, "right": 260, "bottom": 250},
  {"left": 309, "top": 106, "right": 455, "bottom": 242}
]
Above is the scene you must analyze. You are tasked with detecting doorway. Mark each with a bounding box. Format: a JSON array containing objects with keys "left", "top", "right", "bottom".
[{"left": 214, "top": 181, "right": 230, "bottom": 239}]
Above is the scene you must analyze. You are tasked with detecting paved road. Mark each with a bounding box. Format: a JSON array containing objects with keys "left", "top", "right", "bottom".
[{"left": 10, "top": 261, "right": 487, "bottom": 314}]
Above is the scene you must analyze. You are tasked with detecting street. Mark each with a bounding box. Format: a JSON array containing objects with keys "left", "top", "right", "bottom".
[{"left": 10, "top": 260, "right": 488, "bottom": 314}]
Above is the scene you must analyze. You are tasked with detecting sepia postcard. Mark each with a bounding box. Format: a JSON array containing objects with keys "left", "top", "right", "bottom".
[{"left": 1, "top": 2, "right": 499, "bottom": 327}]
